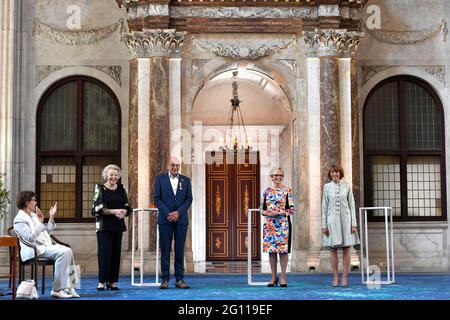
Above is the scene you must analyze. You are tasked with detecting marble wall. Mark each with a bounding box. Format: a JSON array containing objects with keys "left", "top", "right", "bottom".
[{"left": 358, "top": 0, "right": 450, "bottom": 271}]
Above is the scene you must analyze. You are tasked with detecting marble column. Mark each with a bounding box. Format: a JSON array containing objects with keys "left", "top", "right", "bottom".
[
  {"left": 0, "top": 0, "right": 25, "bottom": 234},
  {"left": 318, "top": 32, "right": 342, "bottom": 189},
  {"left": 123, "top": 29, "right": 186, "bottom": 270}
]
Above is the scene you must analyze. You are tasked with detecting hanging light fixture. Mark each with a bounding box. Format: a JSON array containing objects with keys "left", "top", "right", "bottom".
[{"left": 219, "top": 71, "right": 251, "bottom": 152}]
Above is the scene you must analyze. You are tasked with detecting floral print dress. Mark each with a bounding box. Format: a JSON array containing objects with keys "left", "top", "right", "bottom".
[{"left": 260, "top": 187, "right": 295, "bottom": 253}]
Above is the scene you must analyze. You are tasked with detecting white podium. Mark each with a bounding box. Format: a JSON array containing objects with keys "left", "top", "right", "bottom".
[
  {"left": 247, "top": 209, "right": 266, "bottom": 286},
  {"left": 131, "top": 208, "right": 160, "bottom": 286},
  {"left": 359, "top": 207, "right": 395, "bottom": 285}
]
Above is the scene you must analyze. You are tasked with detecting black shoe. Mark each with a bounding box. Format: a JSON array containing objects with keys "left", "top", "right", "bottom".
[
  {"left": 106, "top": 283, "right": 119, "bottom": 290},
  {"left": 97, "top": 283, "right": 106, "bottom": 291},
  {"left": 280, "top": 282, "right": 288, "bottom": 287},
  {"left": 267, "top": 278, "right": 278, "bottom": 287}
]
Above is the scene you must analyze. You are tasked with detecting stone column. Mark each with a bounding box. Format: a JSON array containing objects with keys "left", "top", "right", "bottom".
[
  {"left": 123, "top": 29, "right": 186, "bottom": 271},
  {"left": 341, "top": 32, "right": 364, "bottom": 269},
  {"left": 0, "top": 0, "right": 25, "bottom": 234},
  {"left": 304, "top": 29, "right": 355, "bottom": 271}
]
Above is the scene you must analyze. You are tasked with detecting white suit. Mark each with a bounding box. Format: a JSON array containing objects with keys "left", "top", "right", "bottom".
[{"left": 14, "top": 210, "right": 78, "bottom": 291}]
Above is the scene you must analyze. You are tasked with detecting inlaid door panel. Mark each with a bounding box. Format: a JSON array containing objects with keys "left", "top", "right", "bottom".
[{"left": 206, "top": 151, "right": 260, "bottom": 261}]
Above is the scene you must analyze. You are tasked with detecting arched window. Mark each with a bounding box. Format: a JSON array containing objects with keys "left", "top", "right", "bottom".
[
  {"left": 364, "top": 76, "right": 446, "bottom": 221},
  {"left": 37, "top": 76, "right": 121, "bottom": 221}
]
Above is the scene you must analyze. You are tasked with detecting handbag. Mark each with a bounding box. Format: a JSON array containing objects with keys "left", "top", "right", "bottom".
[{"left": 16, "top": 280, "right": 39, "bottom": 299}]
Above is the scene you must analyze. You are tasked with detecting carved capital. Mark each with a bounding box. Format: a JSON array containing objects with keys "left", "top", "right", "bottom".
[
  {"left": 303, "top": 29, "right": 346, "bottom": 57},
  {"left": 122, "top": 29, "right": 187, "bottom": 57},
  {"left": 341, "top": 31, "right": 365, "bottom": 58}
]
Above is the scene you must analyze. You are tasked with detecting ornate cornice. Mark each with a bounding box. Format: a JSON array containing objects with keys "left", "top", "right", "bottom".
[
  {"left": 36, "top": 65, "right": 122, "bottom": 86},
  {"left": 193, "top": 36, "right": 296, "bottom": 60},
  {"left": 303, "top": 29, "right": 364, "bottom": 57},
  {"left": 127, "top": 3, "right": 169, "bottom": 19},
  {"left": 33, "top": 20, "right": 125, "bottom": 45},
  {"left": 121, "top": 29, "right": 187, "bottom": 57},
  {"left": 363, "top": 19, "right": 448, "bottom": 45},
  {"left": 170, "top": 6, "right": 318, "bottom": 19}
]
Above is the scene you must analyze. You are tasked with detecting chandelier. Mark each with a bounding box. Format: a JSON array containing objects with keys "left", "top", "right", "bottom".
[{"left": 219, "top": 71, "right": 251, "bottom": 152}]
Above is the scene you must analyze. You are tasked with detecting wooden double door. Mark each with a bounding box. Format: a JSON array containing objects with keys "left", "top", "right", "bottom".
[{"left": 206, "top": 151, "right": 260, "bottom": 261}]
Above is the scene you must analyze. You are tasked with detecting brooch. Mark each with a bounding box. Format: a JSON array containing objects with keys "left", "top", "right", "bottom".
[{"left": 179, "top": 180, "right": 183, "bottom": 190}]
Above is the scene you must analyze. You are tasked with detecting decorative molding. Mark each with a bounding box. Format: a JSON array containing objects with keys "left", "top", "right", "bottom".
[
  {"left": 363, "top": 19, "right": 447, "bottom": 45},
  {"left": 33, "top": 19, "right": 125, "bottom": 45},
  {"left": 318, "top": 5, "right": 340, "bottom": 17},
  {"left": 36, "top": 65, "right": 122, "bottom": 86},
  {"left": 127, "top": 4, "right": 169, "bottom": 19},
  {"left": 170, "top": 6, "right": 318, "bottom": 19},
  {"left": 121, "top": 29, "right": 187, "bottom": 57},
  {"left": 191, "top": 59, "right": 212, "bottom": 77},
  {"left": 361, "top": 65, "right": 446, "bottom": 86},
  {"left": 424, "top": 66, "right": 446, "bottom": 85},
  {"left": 278, "top": 59, "right": 297, "bottom": 74},
  {"left": 193, "top": 36, "right": 296, "bottom": 60}
]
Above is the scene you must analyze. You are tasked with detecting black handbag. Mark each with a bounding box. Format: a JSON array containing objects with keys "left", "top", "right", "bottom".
[{"left": 262, "top": 194, "right": 267, "bottom": 211}]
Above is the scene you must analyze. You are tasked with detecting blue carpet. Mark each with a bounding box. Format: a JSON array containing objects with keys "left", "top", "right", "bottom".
[{"left": 2, "top": 273, "right": 450, "bottom": 300}]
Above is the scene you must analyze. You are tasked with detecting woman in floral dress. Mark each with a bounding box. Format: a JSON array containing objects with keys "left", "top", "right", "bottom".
[{"left": 260, "top": 167, "right": 295, "bottom": 287}]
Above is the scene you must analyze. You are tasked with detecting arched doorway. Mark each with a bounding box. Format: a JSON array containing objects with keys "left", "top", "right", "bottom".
[{"left": 191, "top": 62, "right": 294, "bottom": 262}]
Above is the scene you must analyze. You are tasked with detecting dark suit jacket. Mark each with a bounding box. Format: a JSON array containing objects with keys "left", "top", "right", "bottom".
[{"left": 154, "top": 173, "right": 193, "bottom": 225}]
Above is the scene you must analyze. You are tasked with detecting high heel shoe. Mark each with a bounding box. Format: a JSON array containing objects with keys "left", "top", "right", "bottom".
[
  {"left": 106, "top": 283, "right": 120, "bottom": 291},
  {"left": 280, "top": 281, "right": 288, "bottom": 287},
  {"left": 267, "top": 278, "right": 279, "bottom": 287}
]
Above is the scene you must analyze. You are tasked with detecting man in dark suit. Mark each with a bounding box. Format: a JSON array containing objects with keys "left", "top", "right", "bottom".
[{"left": 154, "top": 157, "right": 193, "bottom": 289}]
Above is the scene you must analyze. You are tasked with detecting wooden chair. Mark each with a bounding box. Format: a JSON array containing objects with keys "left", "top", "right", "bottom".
[{"left": 7, "top": 227, "right": 71, "bottom": 294}]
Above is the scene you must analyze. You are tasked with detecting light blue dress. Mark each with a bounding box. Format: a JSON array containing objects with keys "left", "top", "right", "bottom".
[{"left": 321, "top": 180, "right": 360, "bottom": 249}]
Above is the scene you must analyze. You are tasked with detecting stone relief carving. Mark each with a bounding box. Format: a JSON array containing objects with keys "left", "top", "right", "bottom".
[
  {"left": 33, "top": 19, "right": 126, "bottom": 45},
  {"left": 278, "top": 59, "right": 297, "bottom": 74},
  {"left": 128, "top": 4, "right": 169, "bottom": 19},
  {"left": 361, "top": 65, "right": 446, "bottom": 86},
  {"left": 191, "top": 59, "right": 212, "bottom": 77},
  {"left": 171, "top": 6, "right": 318, "bottom": 19},
  {"left": 363, "top": 19, "right": 447, "bottom": 44},
  {"left": 318, "top": 5, "right": 340, "bottom": 17},
  {"left": 193, "top": 37, "right": 296, "bottom": 60},
  {"left": 122, "top": 29, "right": 187, "bottom": 57},
  {"left": 361, "top": 65, "right": 391, "bottom": 86},
  {"left": 424, "top": 66, "right": 446, "bottom": 84},
  {"left": 36, "top": 65, "right": 122, "bottom": 86}
]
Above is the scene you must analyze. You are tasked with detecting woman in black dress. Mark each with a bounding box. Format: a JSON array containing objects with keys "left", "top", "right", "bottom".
[{"left": 92, "top": 164, "right": 132, "bottom": 290}]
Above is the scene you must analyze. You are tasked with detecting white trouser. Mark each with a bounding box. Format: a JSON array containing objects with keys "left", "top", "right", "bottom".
[{"left": 40, "top": 244, "right": 78, "bottom": 291}]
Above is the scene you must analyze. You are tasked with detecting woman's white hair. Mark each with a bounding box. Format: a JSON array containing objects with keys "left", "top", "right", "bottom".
[
  {"left": 270, "top": 167, "right": 284, "bottom": 176},
  {"left": 102, "top": 164, "right": 121, "bottom": 181}
]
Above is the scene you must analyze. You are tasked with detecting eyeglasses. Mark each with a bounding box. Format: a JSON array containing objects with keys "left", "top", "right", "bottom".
[
  {"left": 30, "top": 198, "right": 38, "bottom": 202},
  {"left": 272, "top": 174, "right": 284, "bottom": 177},
  {"left": 170, "top": 164, "right": 180, "bottom": 167}
]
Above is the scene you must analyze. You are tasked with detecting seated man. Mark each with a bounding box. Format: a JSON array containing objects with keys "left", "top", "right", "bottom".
[{"left": 14, "top": 191, "right": 80, "bottom": 298}]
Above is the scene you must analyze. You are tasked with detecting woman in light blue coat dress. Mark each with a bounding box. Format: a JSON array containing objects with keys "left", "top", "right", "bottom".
[{"left": 321, "top": 165, "right": 360, "bottom": 287}]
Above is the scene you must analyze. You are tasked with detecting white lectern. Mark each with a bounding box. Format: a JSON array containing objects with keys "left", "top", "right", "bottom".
[
  {"left": 359, "top": 207, "right": 395, "bottom": 285},
  {"left": 247, "top": 209, "right": 266, "bottom": 286},
  {"left": 131, "top": 208, "right": 160, "bottom": 286}
]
